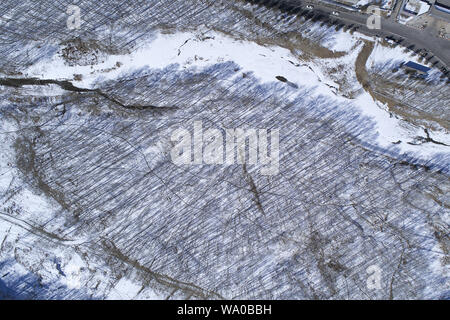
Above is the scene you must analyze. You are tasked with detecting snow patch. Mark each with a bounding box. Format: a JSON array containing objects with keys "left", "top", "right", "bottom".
[
  {"left": 22, "top": 30, "right": 450, "bottom": 166},
  {"left": 107, "top": 278, "right": 143, "bottom": 300}
]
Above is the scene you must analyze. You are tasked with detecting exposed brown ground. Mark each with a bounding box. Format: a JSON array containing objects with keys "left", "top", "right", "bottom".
[
  {"left": 355, "top": 41, "right": 450, "bottom": 131},
  {"left": 225, "top": 3, "right": 348, "bottom": 61}
]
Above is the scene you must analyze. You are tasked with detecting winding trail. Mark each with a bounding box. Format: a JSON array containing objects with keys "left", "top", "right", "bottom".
[{"left": 0, "top": 78, "right": 176, "bottom": 112}]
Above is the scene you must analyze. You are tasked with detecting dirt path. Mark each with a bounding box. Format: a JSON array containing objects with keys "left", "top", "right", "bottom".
[
  {"left": 354, "top": 41, "right": 450, "bottom": 131},
  {"left": 355, "top": 40, "right": 374, "bottom": 91},
  {"left": 354, "top": 40, "right": 403, "bottom": 107}
]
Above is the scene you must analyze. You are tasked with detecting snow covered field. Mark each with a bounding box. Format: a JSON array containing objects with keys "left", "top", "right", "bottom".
[
  {"left": 22, "top": 29, "right": 450, "bottom": 166},
  {"left": 0, "top": 0, "right": 448, "bottom": 300}
]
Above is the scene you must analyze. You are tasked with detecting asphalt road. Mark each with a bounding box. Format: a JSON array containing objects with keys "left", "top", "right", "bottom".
[{"left": 254, "top": 0, "right": 450, "bottom": 70}]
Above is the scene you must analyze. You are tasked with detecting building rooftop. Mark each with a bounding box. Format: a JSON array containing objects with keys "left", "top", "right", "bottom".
[
  {"left": 403, "top": 61, "right": 431, "bottom": 73},
  {"left": 436, "top": 0, "right": 450, "bottom": 8}
]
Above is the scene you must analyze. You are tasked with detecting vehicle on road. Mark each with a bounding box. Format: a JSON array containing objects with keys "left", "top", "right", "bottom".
[
  {"left": 332, "top": 11, "right": 340, "bottom": 16},
  {"left": 306, "top": 5, "right": 314, "bottom": 9}
]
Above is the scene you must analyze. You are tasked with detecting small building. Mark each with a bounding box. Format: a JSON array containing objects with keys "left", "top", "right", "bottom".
[
  {"left": 430, "top": 0, "right": 450, "bottom": 21},
  {"left": 435, "top": 0, "right": 450, "bottom": 12},
  {"left": 403, "top": 0, "right": 431, "bottom": 15},
  {"left": 401, "top": 61, "right": 431, "bottom": 77},
  {"left": 436, "top": 0, "right": 450, "bottom": 9}
]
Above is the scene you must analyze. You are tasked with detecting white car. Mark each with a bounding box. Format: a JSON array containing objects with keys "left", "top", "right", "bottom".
[
  {"left": 306, "top": 5, "right": 314, "bottom": 9},
  {"left": 332, "top": 11, "right": 340, "bottom": 16}
]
